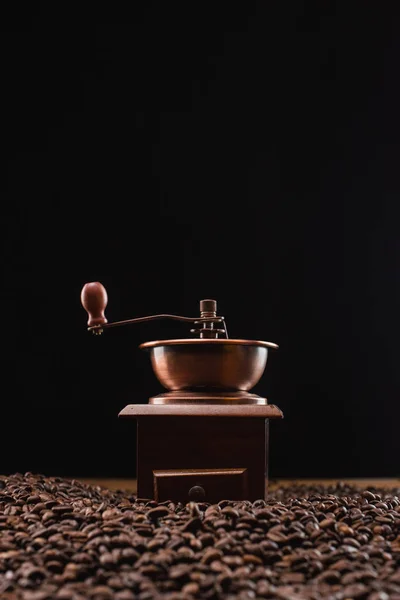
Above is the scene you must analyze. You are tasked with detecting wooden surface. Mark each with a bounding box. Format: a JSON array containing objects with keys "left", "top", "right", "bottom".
[
  {"left": 135, "top": 417, "right": 268, "bottom": 501},
  {"left": 78, "top": 478, "right": 400, "bottom": 493},
  {"left": 119, "top": 404, "right": 283, "bottom": 417},
  {"left": 153, "top": 468, "right": 249, "bottom": 503}
]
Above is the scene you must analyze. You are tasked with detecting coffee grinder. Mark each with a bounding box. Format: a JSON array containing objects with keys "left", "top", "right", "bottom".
[{"left": 81, "top": 282, "right": 283, "bottom": 503}]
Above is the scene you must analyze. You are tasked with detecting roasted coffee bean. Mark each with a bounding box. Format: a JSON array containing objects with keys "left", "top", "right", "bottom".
[
  {"left": 180, "top": 516, "right": 202, "bottom": 533},
  {"left": 363, "top": 491, "right": 377, "bottom": 501},
  {"left": 243, "top": 553, "right": 263, "bottom": 565},
  {"left": 201, "top": 548, "right": 223, "bottom": 564},
  {"left": 147, "top": 507, "right": 170, "bottom": 521},
  {"left": 182, "top": 581, "right": 200, "bottom": 595},
  {"left": 169, "top": 564, "right": 192, "bottom": 581},
  {"left": 221, "top": 506, "right": 240, "bottom": 519},
  {"left": 2, "top": 474, "right": 400, "bottom": 599},
  {"left": 190, "top": 537, "right": 202, "bottom": 551},
  {"left": 46, "top": 560, "right": 64, "bottom": 573},
  {"left": 198, "top": 533, "right": 215, "bottom": 547},
  {"left": 114, "top": 591, "right": 135, "bottom": 600}
]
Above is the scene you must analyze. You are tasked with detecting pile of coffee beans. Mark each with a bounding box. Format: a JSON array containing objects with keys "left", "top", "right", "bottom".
[{"left": 1, "top": 474, "right": 400, "bottom": 599}]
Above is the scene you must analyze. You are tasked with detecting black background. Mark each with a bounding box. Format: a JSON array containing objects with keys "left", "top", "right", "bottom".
[{"left": 2, "top": 2, "right": 400, "bottom": 479}]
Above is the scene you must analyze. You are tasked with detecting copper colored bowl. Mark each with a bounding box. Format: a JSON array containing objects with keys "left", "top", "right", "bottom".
[{"left": 139, "top": 339, "right": 278, "bottom": 392}]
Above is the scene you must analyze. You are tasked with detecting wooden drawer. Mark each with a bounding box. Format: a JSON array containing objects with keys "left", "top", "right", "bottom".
[{"left": 153, "top": 468, "right": 248, "bottom": 503}]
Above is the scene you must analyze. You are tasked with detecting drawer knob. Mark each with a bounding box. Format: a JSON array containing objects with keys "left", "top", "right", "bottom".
[{"left": 188, "top": 485, "right": 206, "bottom": 500}]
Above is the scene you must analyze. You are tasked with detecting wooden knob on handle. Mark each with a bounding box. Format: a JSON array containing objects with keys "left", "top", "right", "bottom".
[{"left": 81, "top": 282, "right": 108, "bottom": 327}]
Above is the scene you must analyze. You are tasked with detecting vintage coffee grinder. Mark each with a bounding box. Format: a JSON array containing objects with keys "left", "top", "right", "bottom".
[{"left": 81, "top": 282, "right": 283, "bottom": 503}]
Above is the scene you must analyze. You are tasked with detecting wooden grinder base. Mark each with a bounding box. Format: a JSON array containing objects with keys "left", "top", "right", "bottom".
[{"left": 119, "top": 403, "right": 283, "bottom": 503}]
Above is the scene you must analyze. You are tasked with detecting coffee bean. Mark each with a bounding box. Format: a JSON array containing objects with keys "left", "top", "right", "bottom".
[
  {"left": 169, "top": 564, "right": 191, "bottom": 581},
  {"left": 114, "top": 591, "right": 135, "bottom": 600},
  {"left": 188, "top": 502, "right": 201, "bottom": 518},
  {"left": 267, "top": 527, "right": 288, "bottom": 543},
  {"left": 135, "top": 527, "right": 153, "bottom": 537},
  {"left": 140, "top": 564, "right": 164, "bottom": 578},
  {"left": 52, "top": 505, "right": 71, "bottom": 515},
  {"left": 46, "top": 560, "right": 64, "bottom": 573},
  {"left": 280, "top": 572, "right": 305, "bottom": 584},
  {"left": 88, "top": 585, "right": 114, "bottom": 599},
  {"left": 317, "top": 569, "right": 343, "bottom": 584},
  {"left": 99, "top": 552, "right": 115, "bottom": 568},
  {"left": 362, "top": 491, "right": 376, "bottom": 501},
  {"left": 198, "top": 533, "right": 215, "bottom": 547},
  {"left": 201, "top": 548, "right": 223, "bottom": 564},
  {"left": 181, "top": 517, "right": 202, "bottom": 533},
  {"left": 189, "top": 538, "right": 202, "bottom": 551},
  {"left": 320, "top": 518, "right": 335, "bottom": 529},
  {"left": 330, "top": 558, "right": 353, "bottom": 572},
  {"left": 336, "top": 523, "right": 354, "bottom": 536},
  {"left": 243, "top": 553, "right": 263, "bottom": 565},
  {"left": 341, "top": 583, "right": 370, "bottom": 598},
  {"left": 21, "top": 592, "right": 52, "bottom": 600},
  {"left": 221, "top": 506, "right": 240, "bottom": 519},
  {"left": 222, "top": 555, "right": 244, "bottom": 567},
  {"left": 176, "top": 546, "right": 195, "bottom": 562},
  {"left": 147, "top": 507, "right": 170, "bottom": 521},
  {"left": 3, "top": 474, "right": 400, "bottom": 599},
  {"left": 214, "top": 536, "right": 232, "bottom": 552},
  {"left": 369, "top": 593, "right": 390, "bottom": 600},
  {"left": 182, "top": 582, "right": 200, "bottom": 595}
]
